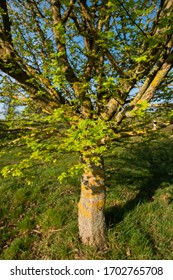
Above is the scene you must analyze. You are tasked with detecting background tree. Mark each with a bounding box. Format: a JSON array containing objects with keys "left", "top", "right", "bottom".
[{"left": 0, "top": 0, "right": 173, "bottom": 247}]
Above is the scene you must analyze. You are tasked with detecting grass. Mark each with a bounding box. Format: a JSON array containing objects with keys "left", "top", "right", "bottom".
[{"left": 0, "top": 133, "right": 173, "bottom": 259}]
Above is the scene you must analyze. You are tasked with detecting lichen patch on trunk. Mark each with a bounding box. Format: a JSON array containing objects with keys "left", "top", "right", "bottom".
[{"left": 78, "top": 157, "right": 106, "bottom": 247}]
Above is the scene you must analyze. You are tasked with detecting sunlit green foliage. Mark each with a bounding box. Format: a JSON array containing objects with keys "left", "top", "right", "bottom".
[{"left": 0, "top": 1, "right": 172, "bottom": 168}]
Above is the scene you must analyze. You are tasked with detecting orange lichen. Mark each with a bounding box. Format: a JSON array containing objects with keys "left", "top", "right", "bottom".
[
  {"left": 78, "top": 198, "right": 105, "bottom": 219},
  {"left": 78, "top": 202, "right": 92, "bottom": 219}
]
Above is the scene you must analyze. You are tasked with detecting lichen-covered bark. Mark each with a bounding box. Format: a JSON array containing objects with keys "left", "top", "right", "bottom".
[{"left": 78, "top": 156, "right": 106, "bottom": 247}]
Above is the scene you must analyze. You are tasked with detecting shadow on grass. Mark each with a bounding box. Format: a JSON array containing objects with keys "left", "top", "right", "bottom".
[{"left": 105, "top": 135, "right": 173, "bottom": 228}]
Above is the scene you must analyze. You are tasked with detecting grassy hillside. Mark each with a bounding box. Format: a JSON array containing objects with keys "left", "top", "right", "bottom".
[{"left": 0, "top": 132, "right": 173, "bottom": 259}]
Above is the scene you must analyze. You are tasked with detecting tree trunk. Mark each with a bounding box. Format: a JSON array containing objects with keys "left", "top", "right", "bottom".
[{"left": 78, "top": 155, "right": 106, "bottom": 247}]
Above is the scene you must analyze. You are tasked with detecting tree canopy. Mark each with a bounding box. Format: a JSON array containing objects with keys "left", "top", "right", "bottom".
[{"left": 0, "top": 0, "right": 172, "bottom": 116}]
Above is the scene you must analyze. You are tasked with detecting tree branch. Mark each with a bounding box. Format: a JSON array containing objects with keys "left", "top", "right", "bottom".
[
  {"left": 50, "top": 0, "right": 80, "bottom": 95},
  {"left": 0, "top": 0, "right": 12, "bottom": 43},
  {"left": 116, "top": 0, "right": 148, "bottom": 38},
  {"left": 115, "top": 51, "right": 173, "bottom": 124},
  {"left": 62, "top": 0, "right": 76, "bottom": 24}
]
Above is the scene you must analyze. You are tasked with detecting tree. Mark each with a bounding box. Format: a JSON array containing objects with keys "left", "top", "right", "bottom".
[{"left": 0, "top": 0, "right": 173, "bottom": 247}]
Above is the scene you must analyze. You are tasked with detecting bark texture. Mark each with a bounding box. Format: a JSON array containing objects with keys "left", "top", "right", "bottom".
[{"left": 78, "top": 156, "right": 106, "bottom": 247}]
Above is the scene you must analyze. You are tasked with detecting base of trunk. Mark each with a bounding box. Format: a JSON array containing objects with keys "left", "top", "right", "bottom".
[
  {"left": 78, "top": 188, "right": 106, "bottom": 246},
  {"left": 78, "top": 157, "right": 106, "bottom": 247}
]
